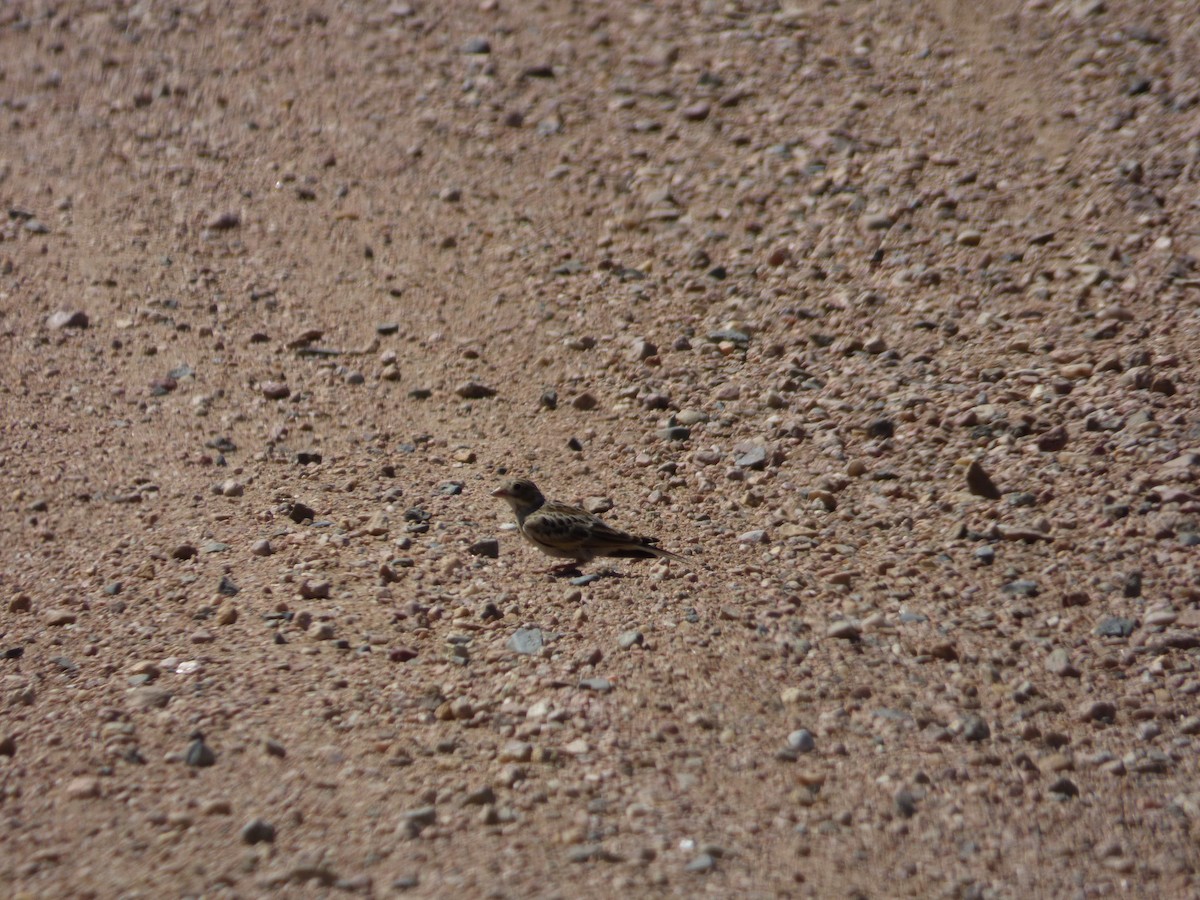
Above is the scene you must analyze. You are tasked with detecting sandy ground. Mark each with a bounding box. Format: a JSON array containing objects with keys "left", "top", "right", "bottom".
[{"left": 3, "top": 0, "right": 1200, "bottom": 896}]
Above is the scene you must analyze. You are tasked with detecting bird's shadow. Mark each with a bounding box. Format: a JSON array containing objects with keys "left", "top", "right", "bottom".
[{"left": 547, "top": 566, "right": 628, "bottom": 584}]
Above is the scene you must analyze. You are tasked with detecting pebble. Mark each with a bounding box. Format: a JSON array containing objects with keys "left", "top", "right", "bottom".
[
  {"left": 44, "top": 609, "right": 77, "bottom": 626},
  {"left": 65, "top": 776, "right": 101, "bottom": 799},
  {"left": 1048, "top": 777, "right": 1079, "bottom": 799},
  {"left": 1095, "top": 617, "right": 1136, "bottom": 638},
  {"left": 1045, "top": 648, "right": 1080, "bottom": 678},
  {"left": 455, "top": 381, "right": 497, "bottom": 399},
  {"left": 578, "top": 678, "right": 612, "bottom": 693},
  {"left": 827, "top": 621, "right": 860, "bottom": 640},
  {"left": 735, "top": 447, "right": 767, "bottom": 470},
  {"left": 1001, "top": 580, "right": 1039, "bottom": 596},
  {"left": 571, "top": 392, "right": 598, "bottom": 410},
  {"left": 894, "top": 790, "right": 917, "bottom": 818},
  {"left": 965, "top": 460, "right": 1001, "bottom": 499},
  {"left": 241, "top": 818, "right": 276, "bottom": 844},
  {"left": 786, "top": 729, "right": 815, "bottom": 753},
  {"left": 186, "top": 735, "right": 216, "bottom": 767},
  {"left": 617, "top": 630, "right": 644, "bottom": 650},
  {"left": 0, "top": 734, "right": 14, "bottom": 756},
  {"left": 261, "top": 381, "right": 290, "bottom": 400},
  {"left": 468, "top": 538, "right": 500, "bottom": 558},
  {"left": 47, "top": 310, "right": 90, "bottom": 329},
  {"left": 657, "top": 426, "right": 691, "bottom": 441},
  {"left": 507, "top": 628, "right": 544, "bottom": 655},
  {"left": 1078, "top": 701, "right": 1117, "bottom": 724},
  {"left": 1037, "top": 425, "right": 1069, "bottom": 451},
  {"left": 737, "top": 529, "right": 767, "bottom": 544},
  {"left": 251, "top": 539, "right": 274, "bottom": 557},
  {"left": 685, "top": 853, "right": 715, "bottom": 873},
  {"left": 959, "top": 715, "right": 991, "bottom": 742}
]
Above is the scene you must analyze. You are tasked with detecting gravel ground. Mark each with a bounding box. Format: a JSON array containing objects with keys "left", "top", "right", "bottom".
[{"left": 3, "top": 1, "right": 1200, "bottom": 897}]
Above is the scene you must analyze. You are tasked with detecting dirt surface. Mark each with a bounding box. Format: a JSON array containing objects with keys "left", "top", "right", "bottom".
[{"left": 3, "top": 0, "right": 1200, "bottom": 896}]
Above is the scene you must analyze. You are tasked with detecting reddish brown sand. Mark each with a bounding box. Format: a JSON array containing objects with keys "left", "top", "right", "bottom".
[{"left": 3, "top": 1, "right": 1200, "bottom": 896}]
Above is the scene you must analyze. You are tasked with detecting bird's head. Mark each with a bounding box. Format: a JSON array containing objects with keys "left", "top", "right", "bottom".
[{"left": 492, "top": 478, "right": 545, "bottom": 514}]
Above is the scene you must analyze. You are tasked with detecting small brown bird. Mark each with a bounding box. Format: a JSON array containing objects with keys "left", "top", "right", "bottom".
[{"left": 492, "top": 478, "right": 687, "bottom": 573}]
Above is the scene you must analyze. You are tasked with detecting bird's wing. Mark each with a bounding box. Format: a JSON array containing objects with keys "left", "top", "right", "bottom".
[{"left": 523, "top": 506, "right": 624, "bottom": 554}]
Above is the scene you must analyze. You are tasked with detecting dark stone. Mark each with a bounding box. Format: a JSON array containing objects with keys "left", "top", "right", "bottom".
[
  {"left": 866, "top": 418, "right": 895, "bottom": 439},
  {"left": 469, "top": 538, "right": 500, "bottom": 559},
  {"left": 185, "top": 735, "right": 216, "bottom": 767},
  {"left": 288, "top": 502, "right": 316, "bottom": 523},
  {"left": 965, "top": 461, "right": 1001, "bottom": 499},
  {"left": 241, "top": 818, "right": 276, "bottom": 844}
]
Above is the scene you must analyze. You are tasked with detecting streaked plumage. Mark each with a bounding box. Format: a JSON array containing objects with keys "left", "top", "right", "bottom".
[{"left": 492, "top": 478, "right": 687, "bottom": 571}]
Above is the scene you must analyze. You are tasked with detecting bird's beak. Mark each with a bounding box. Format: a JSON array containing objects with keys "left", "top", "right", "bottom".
[{"left": 491, "top": 487, "right": 509, "bottom": 498}]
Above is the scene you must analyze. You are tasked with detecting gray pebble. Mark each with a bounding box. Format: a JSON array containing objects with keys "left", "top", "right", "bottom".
[
  {"left": 507, "top": 627, "right": 544, "bottom": 655},
  {"left": 960, "top": 715, "right": 990, "bottom": 742},
  {"left": 685, "top": 853, "right": 715, "bottom": 873},
  {"left": 1095, "top": 617, "right": 1136, "bottom": 638},
  {"left": 617, "top": 630, "right": 644, "bottom": 650},
  {"left": 786, "top": 729, "right": 815, "bottom": 753},
  {"left": 468, "top": 538, "right": 500, "bottom": 558},
  {"left": 1045, "top": 648, "right": 1080, "bottom": 678},
  {"left": 735, "top": 447, "right": 767, "bottom": 469},
  {"left": 186, "top": 735, "right": 216, "bottom": 767},
  {"left": 241, "top": 818, "right": 276, "bottom": 844}
]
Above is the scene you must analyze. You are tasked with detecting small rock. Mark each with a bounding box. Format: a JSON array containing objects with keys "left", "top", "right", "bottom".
[
  {"left": 217, "top": 606, "right": 238, "bottom": 626},
  {"left": 827, "top": 621, "right": 860, "bottom": 640},
  {"left": 507, "top": 627, "right": 544, "bottom": 655},
  {"left": 65, "top": 776, "right": 101, "bottom": 800},
  {"left": 251, "top": 539, "right": 274, "bottom": 556},
  {"left": 656, "top": 426, "right": 691, "bottom": 441},
  {"left": 1001, "top": 580, "right": 1039, "bottom": 597},
  {"left": 1048, "top": 777, "right": 1079, "bottom": 799},
  {"left": 44, "top": 609, "right": 77, "bottom": 626},
  {"left": 0, "top": 734, "right": 15, "bottom": 757},
  {"left": 786, "top": 729, "right": 815, "bottom": 753},
  {"left": 735, "top": 447, "right": 768, "bottom": 470},
  {"left": 686, "top": 853, "right": 715, "bottom": 874},
  {"left": 47, "top": 310, "right": 90, "bottom": 329},
  {"left": 1078, "top": 701, "right": 1117, "bottom": 724},
  {"left": 571, "top": 392, "right": 598, "bottom": 410},
  {"left": 1037, "top": 426, "right": 1069, "bottom": 452},
  {"left": 578, "top": 678, "right": 612, "bottom": 693},
  {"left": 456, "top": 381, "right": 497, "bottom": 399},
  {"left": 1045, "top": 648, "right": 1080, "bottom": 678},
  {"left": 468, "top": 538, "right": 500, "bottom": 558},
  {"left": 617, "top": 630, "right": 644, "bottom": 650},
  {"left": 960, "top": 715, "right": 990, "bottom": 742},
  {"left": 965, "top": 461, "right": 1001, "bottom": 499},
  {"left": 300, "top": 579, "right": 331, "bottom": 600},
  {"left": 894, "top": 790, "right": 918, "bottom": 818},
  {"left": 241, "top": 818, "right": 276, "bottom": 844},
  {"left": 261, "top": 381, "right": 290, "bottom": 400},
  {"left": 172, "top": 544, "right": 198, "bottom": 560},
  {"left": 186, "top": 735, "right": 216, "bottom": 767},
  {"left": 737, "top": 529, "right": 767, "bottom": 544},
  {"left": 206, "top": 211, "right": 240, "bottom": 230}
]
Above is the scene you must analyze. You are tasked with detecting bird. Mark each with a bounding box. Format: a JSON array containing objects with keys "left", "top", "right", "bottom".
[{"left": 492, "top": 478, "right": 688, "bottom": 574}]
